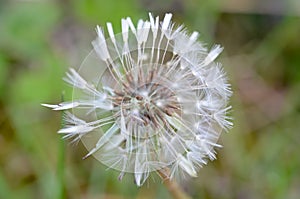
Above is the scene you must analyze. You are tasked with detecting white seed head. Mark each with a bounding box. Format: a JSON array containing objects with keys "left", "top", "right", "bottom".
[{"left": 43, "top": 13, "right": 232, "bottom": 186}]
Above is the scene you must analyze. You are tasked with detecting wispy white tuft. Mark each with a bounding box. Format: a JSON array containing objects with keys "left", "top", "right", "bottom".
[
  {"left": 121, "top": 18, "right": 129, "bottom": 42},
  {"left": 136, "top": 21, "right": 150, "bottom": 44},
  {"left": 189, "top": 31, "right": 199, "bottom": 44},
  {"left": 41, "top": 102, "right": 79, "bottom": 110},
  {"left": 63, "top": 68, "right": 88, "bottom": 89},
  {"left": 162, "top": 13, "right": 173, "bottom": 31},
  {"left": 126, "top": 17, "right": 136, "bottom": 35},
  {"left": 106, "top": 22, "right": 116, "bottom": 44},
  {"left": 202, "top": 44, "right": 224, "bottom": 66},
  {"left": 178, "top": 154, "right": 197, "bottom": 177},
  {"left": 92, "top": 26, "right": 111, "bottom": 61}
]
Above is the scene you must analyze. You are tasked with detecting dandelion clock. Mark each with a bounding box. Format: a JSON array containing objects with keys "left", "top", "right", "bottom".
[{"left": 43, "top": 13, "right": 232, "bottom": 187}]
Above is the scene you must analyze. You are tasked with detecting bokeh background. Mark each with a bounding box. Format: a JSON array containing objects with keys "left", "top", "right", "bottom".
[{"left": 0, "top": 0, "right": 300, "bottom": 198}]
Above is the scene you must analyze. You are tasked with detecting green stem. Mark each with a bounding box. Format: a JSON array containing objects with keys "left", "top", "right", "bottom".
[{"left": 157, "top": 168, "right": 192, "bottom": 199}]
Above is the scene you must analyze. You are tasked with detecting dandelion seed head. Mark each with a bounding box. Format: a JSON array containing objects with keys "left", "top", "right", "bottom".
[{"left": 43, "top": 13, "right": 232, "bottom": 186}]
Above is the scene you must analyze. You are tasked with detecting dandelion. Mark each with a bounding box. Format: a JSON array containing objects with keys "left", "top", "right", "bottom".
[{"left": 43, "top": 13, "right": 232, "bottom": 186}]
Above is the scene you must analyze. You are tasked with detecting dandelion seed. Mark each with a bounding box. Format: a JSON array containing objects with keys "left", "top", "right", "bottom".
[{"left": 43, "top": 13, "right": 232, "bottom": 186}]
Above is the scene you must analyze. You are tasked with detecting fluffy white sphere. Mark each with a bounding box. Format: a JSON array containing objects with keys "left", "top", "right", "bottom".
[{"left": 43, "top": 13, "right": 232, "bottom": 186}]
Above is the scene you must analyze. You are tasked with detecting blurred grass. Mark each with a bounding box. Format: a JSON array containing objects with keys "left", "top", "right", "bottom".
[{"left": 0, "top": 0, "right": 300, "bottom": 199}]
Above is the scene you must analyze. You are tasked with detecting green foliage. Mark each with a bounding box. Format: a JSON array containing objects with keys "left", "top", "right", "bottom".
[{"left": 73, "top": 0, "right": 143, "bottom": 32}]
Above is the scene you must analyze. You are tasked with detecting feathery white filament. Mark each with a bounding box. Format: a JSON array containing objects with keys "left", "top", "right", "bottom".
[
  {"left": 92, "top": 26, "right": 110, "bottom": 61},
  {"left": 106, "top": 22, "right": 116, "bottom": 44},
  {"left": 162, "top": 13, "right": 173, "bottom": 31}
]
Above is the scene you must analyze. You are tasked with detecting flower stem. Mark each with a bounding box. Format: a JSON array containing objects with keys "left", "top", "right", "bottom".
[{"left": 157, "top": 168, "right": 192, "bottom": 199}]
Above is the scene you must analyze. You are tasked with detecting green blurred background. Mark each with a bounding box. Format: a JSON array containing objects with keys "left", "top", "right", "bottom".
[{"left": 0, "top": 0, "right": 300, "bottom": 198}]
